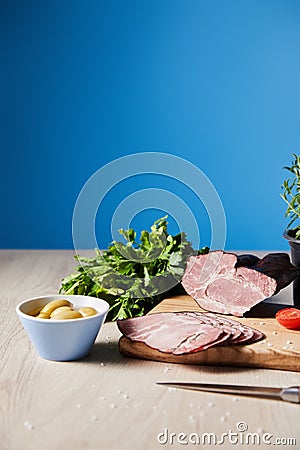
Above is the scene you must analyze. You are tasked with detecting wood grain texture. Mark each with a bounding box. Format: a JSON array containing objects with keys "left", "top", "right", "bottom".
[
  {"left": 119, "top": 296, "right": 300, "bottom": 371},
  {"left": 0, "top": 251, "right": 300, "bottom": 450}
]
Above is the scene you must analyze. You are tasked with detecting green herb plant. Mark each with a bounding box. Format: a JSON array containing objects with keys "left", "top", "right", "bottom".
[
  {"left": 281, "top": 154, "right": 300, "bottom": 239},
  {"left": 60, "top": 216, "right": 209, "bottom": 321}
]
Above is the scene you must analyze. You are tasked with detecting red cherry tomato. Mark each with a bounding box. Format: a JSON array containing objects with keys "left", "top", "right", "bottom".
[{"left": 276, "top": 308, "right": 300, "bottom": 330}]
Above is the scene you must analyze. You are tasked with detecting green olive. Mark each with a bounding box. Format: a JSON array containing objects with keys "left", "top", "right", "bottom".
[
  {"left": 28, "top": 306, "right": 43, "bottom": 317},
  {"left": 39, "top": 299, "right": 72, "bottom": 318},
  {"left": 36, "top": 312, "right": 49, "bottom": 319},
  {"left": 50, "top": 306, "right": 73, "bottom": 319},
  {"left": 52, "top": 310, "right": 83, "bottom": 320},
  {"left": 78, "top": 307, "right": 98, "bottom": 317}
]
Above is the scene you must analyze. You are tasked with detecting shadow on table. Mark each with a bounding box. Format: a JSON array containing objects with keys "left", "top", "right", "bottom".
[
  {"left": 244, "top": 302, "right": 287, "bottom": 318},
  {"left": 186, "top": 364, "right": 264, "bottom": 375},
  {"left": 76, "top": 341, "right": 135, "bottom": 366},
  {"left": 80, "top": 342, "right": 259, "bottom": 374}
]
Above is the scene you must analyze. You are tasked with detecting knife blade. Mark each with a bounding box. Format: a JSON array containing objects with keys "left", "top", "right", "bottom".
[{"left": 156, "top": 382, "right": 300, "bottom": 403}]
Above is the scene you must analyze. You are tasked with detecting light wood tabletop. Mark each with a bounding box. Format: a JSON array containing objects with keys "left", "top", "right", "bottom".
[{"left": 1, "top": 250, "right": 299, "bottom": 450}]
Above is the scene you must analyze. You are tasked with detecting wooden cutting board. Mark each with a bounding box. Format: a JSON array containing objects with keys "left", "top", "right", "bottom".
[{"left": 119, "top": 295, "right": 300, "bottom": 372}]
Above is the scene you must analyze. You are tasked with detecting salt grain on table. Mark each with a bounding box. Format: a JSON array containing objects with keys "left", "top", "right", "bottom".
[
  {"left": 24, "top": 421, "right": 34, "bottom": 430},
  {"left": 208, "top": 402, "right": 215, "bottom": 407},
  {"left": 168, "top": 387, "right": 177, "bottom": 392},
  {"left": 110, "top": 403, "right": 116, "bottom": 409}
]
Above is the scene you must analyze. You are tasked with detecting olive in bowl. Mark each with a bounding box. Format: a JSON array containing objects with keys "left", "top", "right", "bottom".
[{"left": 16, "top": 295, "right": 109, "bottom": 361}]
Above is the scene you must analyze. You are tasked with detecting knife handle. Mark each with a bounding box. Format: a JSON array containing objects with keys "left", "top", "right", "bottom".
[{"left": 280, "top": 387, "right": 300, "bottom": 403}]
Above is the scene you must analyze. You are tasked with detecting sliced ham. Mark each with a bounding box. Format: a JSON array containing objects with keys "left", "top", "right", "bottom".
[
  {"left": 181, "top": 311, "right": 242, "bottom": 343},
  {"left": 117, "top": 311, "right": 264, "bottom": 355},
  {"left": 118, "top": 313, "right": 225, "bottom": 355},
  {"left": 182, "top": 251, "right": 298, "bottom": 317},
  {"left": 204, "top": 312, "right": 264, "bottom": 344},
  {"left": 179, "top": 311, "right": 264, "bottom": 345}
]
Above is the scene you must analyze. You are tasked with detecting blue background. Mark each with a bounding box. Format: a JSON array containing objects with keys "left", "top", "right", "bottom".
[{"left": 1, "top": 0, "right": 300, "bottom": 250}]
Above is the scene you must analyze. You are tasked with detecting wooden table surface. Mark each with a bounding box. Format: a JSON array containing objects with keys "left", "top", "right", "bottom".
[{"left": 1, "top": 250, "right": 299, "bottom": 450}]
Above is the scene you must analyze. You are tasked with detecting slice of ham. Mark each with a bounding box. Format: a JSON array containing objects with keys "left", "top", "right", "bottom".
[
  {"left": 118, "top": 312, "right": 225, "bottom": 355},
  {"left": 182, "top": 251, "right": 298, "bottom": 317},
  {"left": 204, "top": 313, "right": 264, "bottom": 344},
  {"left": 117, "top": 311, "right": 265, "bottom": 355},
  {"left": 181, "top": 311, "right": 264, "bottom": 345},
  {"left": 181, "top": 311, "right": 242, "bottom": 343}
]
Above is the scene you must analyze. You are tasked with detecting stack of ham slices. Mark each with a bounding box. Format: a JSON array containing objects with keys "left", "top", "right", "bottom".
[{"left": 117, "top": 312, "right": 264, "bottom": 355}]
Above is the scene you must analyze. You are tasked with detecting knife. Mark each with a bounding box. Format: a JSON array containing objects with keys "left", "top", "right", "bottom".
[{"left": 156, "top": 382, "right": 300, "bottom": 403}]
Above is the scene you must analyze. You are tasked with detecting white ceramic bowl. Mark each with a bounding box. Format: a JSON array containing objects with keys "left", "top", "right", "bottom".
[{"left": 16, "top": 295, "right": 109, "bottom": 361}]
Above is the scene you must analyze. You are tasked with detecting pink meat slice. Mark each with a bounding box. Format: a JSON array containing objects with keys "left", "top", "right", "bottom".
[
  {"left": 182, "top": 251, "right": 280, "bottom": 316},
  {"left": 117, "top": 312, "right": 227, "bottom": 355},
  {"left": 182, "top": 311, "right": 242, "bottom": 343},
  {"left": 173, "top": 329, "right": 230, "bottom": 355},
  {"left": 205, "top": 313, "right": 264, "bottom": 344},
  {"left": 181, "top": 311, "right": 264, "bottom": 345}
]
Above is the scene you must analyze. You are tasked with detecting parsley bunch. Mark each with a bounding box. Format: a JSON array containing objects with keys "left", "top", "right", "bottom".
[{"left": 59, "top": 216, "right": 208, "bottom": 320}]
